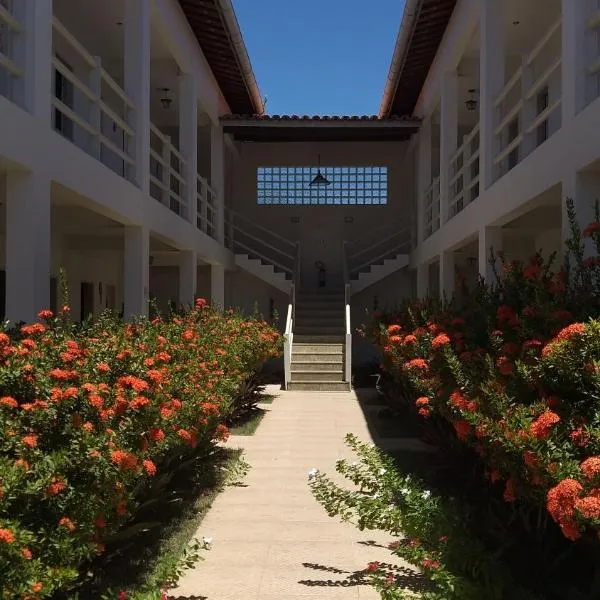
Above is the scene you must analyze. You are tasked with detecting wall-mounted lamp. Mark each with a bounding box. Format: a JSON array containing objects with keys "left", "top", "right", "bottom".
[
  {"left": 465, "top": 88, "right": 478, "bottom": 112},
  {"left": 159, "top": 88, "right": 172, "bottom": 110},
  {"left": 344, "top": 216, "right": 354, "bottom": 224}
]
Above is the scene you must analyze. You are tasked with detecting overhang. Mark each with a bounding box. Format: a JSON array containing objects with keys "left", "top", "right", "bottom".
[
  {"left": 178, "top": 0, "right": 263, "bottom": 115},
  {"left": 380, "top": 0, "right": 457, "bottom": 117},
  {"left": 221, "top": 115, "right": 421, "bottom": 143}
]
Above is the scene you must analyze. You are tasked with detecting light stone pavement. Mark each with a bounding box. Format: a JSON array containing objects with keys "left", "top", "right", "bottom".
[{"left": 172, "top": 386, "right": 419, "bottom": 600}]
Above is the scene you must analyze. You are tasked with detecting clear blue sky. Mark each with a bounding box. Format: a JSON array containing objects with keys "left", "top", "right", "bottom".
[{"left": 233, "top": 0, "right": 405, "bottom": 116}]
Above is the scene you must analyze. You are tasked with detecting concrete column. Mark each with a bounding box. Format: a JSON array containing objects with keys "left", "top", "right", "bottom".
[
  {"left": 561, "top": 0, "right": 587, "bottom": 121},
  {"left": 210, "top": 124, "right": 225, "bottom": 243},
  {"left": 124, "top": 0, "right": 151, "bottom": 192},
  {"left": 210, "top": 264, "right": 225, "bottom": 309},
  {"left": 478, "top": 226, "right": 503, "bottom": 283},
  {"left": 12, "top": 0, "right": 52, "bottom": 120},
  {"left": 439, "top": 250, "right": 455, "bottom": 299},
  {"left": 5, "top": 172, "right": 51, "bottom": 324},
  {"left": 178, "top": 250, "right": 197, "bottom": 309},
  {"left": 479, "top": 0, "right": 506, "bottom": 190},
  {"left": 440, "top": 70, "right": 458, "bottom": 224},
  {"left": 123, "top": 225, "right": 149, "bottom": 319},
  {"left": 179, "top": 73, "right": 198, "bottom": 224},
  {"left": 417, "top": 116, "right": 432, "bottom": 244},
  {"left": 416, "top": 264, "right": 428, "bottom": 298}
]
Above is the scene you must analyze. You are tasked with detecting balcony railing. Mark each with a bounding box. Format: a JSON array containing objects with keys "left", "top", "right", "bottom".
[
  {"left": 197, "top": 175, "right": 218, "bottom": 239},
  {"left": 586, "top": 4, "right": 600, "bottom": 104},
  {"left": 149, "top": 124, "right": 188, "bottom": 218},
  {"left": 51, "top": 16, "right": 135, "bottom": 181},
  {"left": 448, "top": 123, "right": 480, "bottom": 219},
  {"left": 0, "top": 0, "right": 22, "bottom": 104},
  {"left": 424, "top": 176, "right": 440, "bottom": 238},
  {"left": 493, "top": 17, "right": 562, "bottom": 179}
]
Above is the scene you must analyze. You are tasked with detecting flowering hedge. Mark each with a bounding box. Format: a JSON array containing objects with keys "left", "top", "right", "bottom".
[
  {"left": 366, "top": 201, "right": 600, "bottom": 544},
  {"left": 0, "top": 300, "right": 281, "bottom": 599}
]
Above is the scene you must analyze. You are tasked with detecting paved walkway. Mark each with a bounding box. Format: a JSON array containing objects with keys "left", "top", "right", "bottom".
[{"left": 172, "top": 386, "right": 416, "bottom": 600}]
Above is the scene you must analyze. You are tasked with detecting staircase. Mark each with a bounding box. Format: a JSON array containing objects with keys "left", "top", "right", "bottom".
[
  {"left": 225, "top": 209, "right": 298, "bottom": 293},
  {"left": 344, "top": 225, "right": 411, "bottom": 295},
  {"left": 286, "top": 291, "right": 351, "bottom": 392}
]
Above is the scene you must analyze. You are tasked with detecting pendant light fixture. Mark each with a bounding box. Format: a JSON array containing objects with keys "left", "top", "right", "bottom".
[{"left": 309, "top": 154, "right": 331, "bottom": 186}]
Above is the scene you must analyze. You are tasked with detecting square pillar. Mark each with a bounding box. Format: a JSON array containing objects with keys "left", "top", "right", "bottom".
[
  {"left": 5, "top": 172, "right": 51, "bottom": 324},
  {"left": 562, "top": 170, "right": 598, "bottom": 260},
  {"left": 210, "top": 264, "right": 225, "bottom": 309},
  {"left": 478, "top": 226, "right": 503, "bottom": 283},
  {"left": 179, "top": 73, "right": 198, "bottom": 224},
  {"left": 439, "top": 250, "right": 455, "bottom": 299},
  {"left": 12, "top": 0, "right": 52, "bottom": 119},
  {"left": 440, "top": 71, "right": 458, "bottom": 224},
  {"left": 124, "top": 0, "right": 151, "bottom": 192},
  {"left": 561, "top": 0, "right": 587, "bottom": 121},
  {"left": 416, "top": 264, "right": 428, "bottom": 298},
  {"left": 479, "top": 0, "right": 506, "bottom": 190},
  {"left": 178, "top": 250, "right": 197, "bottom": 309},
  {"left": 123, "top": 226, "right": 149, "bottom": 319},
  {"left": 210, "top": 124, "right": 225, "bottom": 243},
  {"left": 417, "top": 116, "right": 432, "bottom": 244}
]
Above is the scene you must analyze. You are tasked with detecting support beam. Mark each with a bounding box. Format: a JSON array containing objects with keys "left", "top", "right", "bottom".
[
  {"left": 479, "top": 0, "right": 506, "bottom": 190},
  {"left": 123, "top": 225, "right": 150, "bottom": 319},
  {"left": 210, "top": 124, "right": 225, "bottom": 243},
  {"left": 5, "top": 172, "right": 51, "bottom": 324},
  {"left": 439, "top": 250, "right": 455, "bottom": 299},
  {"left": 210, "top": 264, "right": 225, "bottom": 309},
  {"left": 440, "top": 70, "right": 458, "bottom": 225},
  {"left": 179, "top": 73, "right": 198, "bottom": 224},
  {"left": 478, "top": 226, "right": 503, "bottom": 283},
  {"left": 178, "top": 250, "right": 197, "bottom": 309},
  {"left": 124, "top": 0, "right": 151, "bottom": 192}
]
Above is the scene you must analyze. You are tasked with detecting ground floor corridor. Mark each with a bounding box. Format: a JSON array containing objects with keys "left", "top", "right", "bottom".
[{"left": 173, "top": 387, "right": 420, "bottom": 599}]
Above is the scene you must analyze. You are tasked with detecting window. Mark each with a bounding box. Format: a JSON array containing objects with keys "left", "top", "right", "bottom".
[
  {"left": 507, "top": 118, "right": 519, "bottom": 171},
  {"left": 536, "top": 85, "right": 549, "bottom": 147},
  {"left": 257, "top": 166, "right": 388, "bottom": 205}
]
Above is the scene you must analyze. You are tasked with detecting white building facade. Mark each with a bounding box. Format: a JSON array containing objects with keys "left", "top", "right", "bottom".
[{"left": 382, "top": 0, "right": 600, "bottom": 299}]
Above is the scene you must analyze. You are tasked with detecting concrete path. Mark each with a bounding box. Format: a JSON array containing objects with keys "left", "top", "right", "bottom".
[{"left": 172, "top": 386, "right": 417, "bottom": 600}]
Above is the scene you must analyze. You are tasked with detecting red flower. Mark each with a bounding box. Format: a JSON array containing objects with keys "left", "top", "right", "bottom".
[
  {"left": 530, "top": 411, "right": 560, "bottom": 439},
  {"left": 421, "top": 558, "right": 440, "bottom": 570},
  {"left": 418, "top": 407, "right": 432, "bottom": 418},
  {"left": 366, "top": 561, "right": 380, "bottom": 573},
  {"left": 387, "top": 324, "right": 401, "bottom": 334},
  {"left": 38, "top": 309, "right": 54, "bottom": 320},
  {"left": 453, "top": 420, "right": 471, "bottom": 440},
  {"left": 149, "top": 428, "right": 165, "bottom": 442},
  {"left": 547, "top": 479, "right": 583, "bottom": 524},
  {"left": 21, "top": 547, "right": 32, "bottom": 559},
  {"left": 0, "top": 528, "right": 16, "bottom": 543},
  {"left": 403, "top": 358, "right": 429, "bottom": 372},
  {"left": 575, "top": 496, "right": 600, "bottom": 519},
  {"left": 403, "top": 334, "right": 417, "bottom": 345},
  {"left": 523, "top": 451, "right": 539, "bottom": 469},
  {"left": 556, "top": 323, "right": 586, "bottom": 341},
  {"left": 58, "top": 517, "right": 76, "bottom": 531},
  {"left": 431, "top": 333, "right": 450, "bottom": 349},
  {"left": 581, "top": 456, "right": 600, "bottom": 480},
  {"left": 560, "top": 520, "right": 583, "bottom": 541},
  {"left": 415, "top": 396, "right": 429, "bottom": 407},
  {"left": 570, "top": 426, "right": 589, "bottom": 447},
  {"left": 582, "top": 221, "right": 600, "bottom": 237},
  {"left": 496, "top": 356, "right": 514, "bottom": 376},
  {"left": 143, "top": 460, "right": 157, "bottom": 477},
  {"left": 0, "top": 396, "right": 17, "bottom": 408},
  {"left": 110, "top": 450, "right": 138, "bottom": 471},
  {"left": 22, "top": 434, "right": 38, "bottom": 448},
  {"left": 195, "top": 297, "right": 208, "bottom": 309}
]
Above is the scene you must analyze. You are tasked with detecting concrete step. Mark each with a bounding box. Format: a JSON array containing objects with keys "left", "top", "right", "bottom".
[
  {"left": 291, "top": 361, "right": 344, "bottom": 372},
  {"left": 293, "top": 344, "right": 344, "bottom": 354},
  {"left": 293, "top": 336, "right": 345, "bottom": 344},
  {"left": 291, "top": 352, "right": 343, "bottom": 361},
  {"left": 288, "top": 381, "right": 351, "bottom": 392},
  {"left": 291, "top": 371, "right": 345, "bottom": 382},
  {"left": 295, "top": 326, "right": 345, "bottom": 336}
]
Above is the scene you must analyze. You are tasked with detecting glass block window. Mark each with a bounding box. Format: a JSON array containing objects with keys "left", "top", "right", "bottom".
[{"left": 257, "top": 166, "right": 388, "bottom": 205}]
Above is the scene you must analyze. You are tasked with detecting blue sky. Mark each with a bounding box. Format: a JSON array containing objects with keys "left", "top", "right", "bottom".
[{"left": 233, "top": 0, "right": 405, "bottom": 116}]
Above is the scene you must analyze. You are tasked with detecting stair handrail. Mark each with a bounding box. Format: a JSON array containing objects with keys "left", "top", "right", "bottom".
[
  {"left": 343, "top": 242, "right": 352, "bottom": 385},
  {"left": 284, "top": 294, "right": 293, "bottom": 390}
]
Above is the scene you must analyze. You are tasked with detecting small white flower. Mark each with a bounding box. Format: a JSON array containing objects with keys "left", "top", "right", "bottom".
[
  {"left": 308, "top": 468, "right": 319, "bottom": 480},
  {"left": 379, "top": 468, "right": 386, "bottom": 475},
  {"left": 387, "top": 503, "right": 396, "bottom": 511},
  {"left": 405, "top": 475, "right": 411, "bottom": 482},
  {"left": 351, "top": 461, "right": 358, "bottom": 467},
  {"left": 202, "top": 536, "right": 213, "bottom": 548},
  {"left": 400, "top": 487, "right": 410, "bottom": 496},
  {"left": 373, "top": 492, "right": 381, "bottom": 499},
  {"left": 422, "top": 490, "right": 431, "bottom": 499},
  {"left": 369, "top": 442, "right": 375, "bottom": 448}
]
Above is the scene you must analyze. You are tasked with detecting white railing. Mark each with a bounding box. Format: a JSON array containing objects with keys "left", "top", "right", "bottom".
[
  {"left": 0, "top": 0, "right": 22, "bottom": 104},
  {"left": 149, "top": 123, "right": 187, "bottom": 218},
  {"left": 448, "top": 123, "right": 480, "bottom": 219},
  {"left": 197, "top": 175, "right": 218, "bottom": 239},
  {"left": 586, "top": 3, "right": 600, "bottom": 104},
  {"left": 225, "top": 208, "right": 297, "bottom": 279},
  {"left": 342, "top": 248, "right": 352, "bottom": 385},
  {"left": 424, "top": 176, "right": 440, "bottom": 238},
  {"left": 51, "top": 17, "right": 135, "bottom": 181},
  {"left": 283, "top": 295, "right": 294, "bottom": 389},
  {"left": 493, "top": 17, "right": 562, "bottom": 178}
]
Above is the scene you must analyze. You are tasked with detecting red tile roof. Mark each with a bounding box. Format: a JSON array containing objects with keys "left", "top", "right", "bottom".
[{"left": 221, "top": 114, "right": 417, "bottom": 121}]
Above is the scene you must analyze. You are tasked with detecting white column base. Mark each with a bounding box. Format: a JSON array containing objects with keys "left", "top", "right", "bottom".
[
  {"left": 210, "top": 264, "right": 225, "bottom": 309},
  {"left": 5, "top": 172, "right": 51, "bottom": 324},
  {"left": 178, "top": 250, "right": 197, "bottom": 309},
  {"left": 123, "top": 225, "right": 149, "bottom": 319}
]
